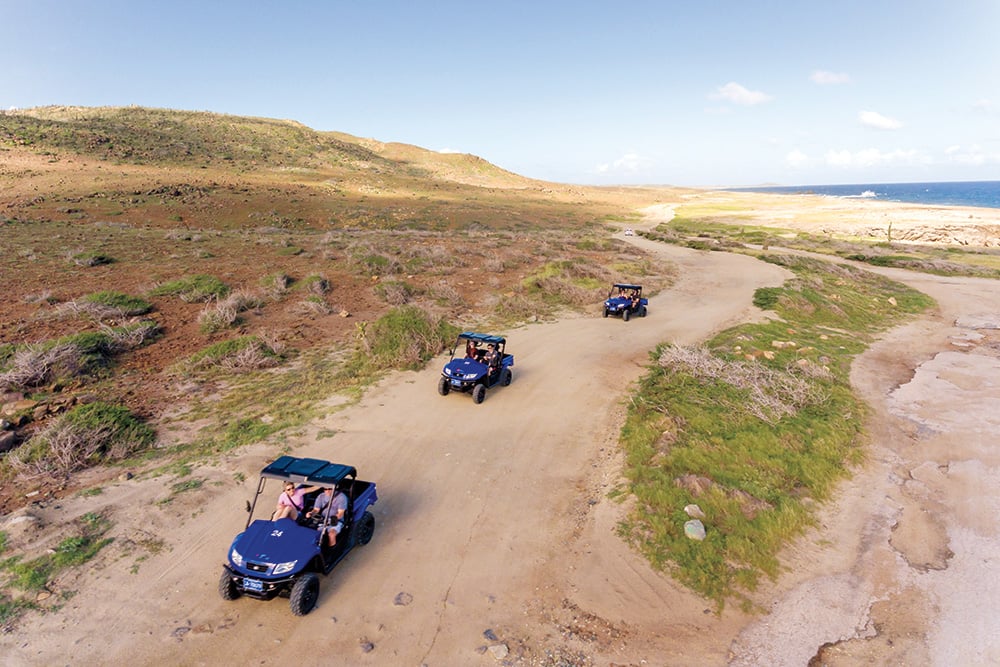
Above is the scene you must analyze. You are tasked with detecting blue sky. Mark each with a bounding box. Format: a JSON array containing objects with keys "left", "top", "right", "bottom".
[{"left": 3, "top": 1, "right": 999, "bottom": 187}]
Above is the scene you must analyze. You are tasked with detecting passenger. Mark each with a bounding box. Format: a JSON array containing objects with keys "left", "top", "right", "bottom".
[
  {"left": 306, "top": 484, "right": 348, "bottom": 547},
  {"left": 273, "top": 482, "right": 320, "bottom": 521},
  {"left": 465, "top": 339, "right": 478, "bottom": 359},
  {"left": 483, "top": 343, "right": 500, "bottom": 376}
]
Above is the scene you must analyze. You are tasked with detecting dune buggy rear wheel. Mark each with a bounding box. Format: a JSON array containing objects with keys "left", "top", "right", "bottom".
[
  {"left": 290, "top": 572, "right": 320, "bottom": 616},
  {"left": 501, "top": 368, "right": 512, "bottom": 386},
  {"left": 218, "top": 569, "right": 240, "bottom": 601},
  {"left": 355, "top": 510, "right": 375, "bottom": 546},
  {"left": 437, "top": 376, "right": 450, "bottom": 396},
  {"left": 472, "top": 383, "right": 486, "bottom": 404}
]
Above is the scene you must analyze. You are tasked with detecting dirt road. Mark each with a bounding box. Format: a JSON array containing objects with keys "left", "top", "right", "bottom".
[{"left": 4, "top": 212, "right": 999, "bottom": 666}]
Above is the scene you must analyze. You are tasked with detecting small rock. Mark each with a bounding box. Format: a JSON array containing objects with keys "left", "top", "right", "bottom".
[
  {"left": 394, "top": 592, "right": 413, "bottom": 606},
  {"left": 684, "top": 519, "right": 706, "bottom": 541},
  {"left": 119, "top": 471, "right": 134, "bottom": 481},
  {"left": 684, "top": 504, "right": 705, "bottom": 519},
  {"left": 360, "top": 641, "right": 375, "bottom": 653},
  {"left": 483, "top": 628, "right": 498, "bottom": 641},
  {"left": 488, "top": 644, "right": 509, "bottom": 660}
]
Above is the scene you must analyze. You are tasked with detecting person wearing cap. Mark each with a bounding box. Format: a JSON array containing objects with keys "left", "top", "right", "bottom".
[{"left": 306, "top": 485, "right": 348, "bottom": 547}]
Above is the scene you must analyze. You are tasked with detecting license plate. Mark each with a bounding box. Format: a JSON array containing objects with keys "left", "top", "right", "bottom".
[
  {"left": 451, "top": 380, "right": 462, "bottom": 387},
  {"left": 243, "top": 577, "right": 263, "bottom": 592}
]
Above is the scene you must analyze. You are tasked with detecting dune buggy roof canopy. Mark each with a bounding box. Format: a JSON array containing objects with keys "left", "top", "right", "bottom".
[
  {"left": 260, "top": 456, "right": 356, "bottom": 487},
  {"left": 612, "top": 283, "right": 642, "bottom": 291},
  {"left": 457, "top": 332, "right": 506, "bottom": 345}
]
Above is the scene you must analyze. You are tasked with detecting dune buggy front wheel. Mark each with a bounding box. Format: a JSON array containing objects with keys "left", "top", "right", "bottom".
[
  {"left": 438, "top": 376, "right": 450, "bottom": 396},
  {"left": 290, "top": 572, "right": 320, "bottom": 616},
  {"left": 218, "top": 570, "right": 240, "bottom": 601}
]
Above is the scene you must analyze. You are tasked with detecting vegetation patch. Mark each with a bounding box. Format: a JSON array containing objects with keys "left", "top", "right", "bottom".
[
  {"left": 148, "top": 274, "right": 229, "bottom": 302},
  {"left": 78, "top": 291, "right": 153, "bottom": 316},
  {"left": 347, "top": 305, "right": 458, "bottom": 375},
  {"left": 184, "top": 335, "right": 285, "bottom": 373},
  {"left": 3, "top": 402, "right": 155, "bottom": 481},
  {"left": 0, "top": 321, "right": 160, "bottom": 391},
  {"left": 0, "top": 512, "right": 112, "bottom": 626},
  {"left": 618, "top": 253, "right": 934, "bottom": 609}
]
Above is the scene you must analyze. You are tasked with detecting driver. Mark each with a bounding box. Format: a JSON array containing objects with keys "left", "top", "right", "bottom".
[
  {"left": 306, "top": 485, "right": 348, "bottom": 547},
  {"left": 483, "top": 343, "right": 500, "bottom": 376}
]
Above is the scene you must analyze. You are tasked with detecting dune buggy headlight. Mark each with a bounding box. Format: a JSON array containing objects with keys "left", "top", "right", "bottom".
[
  {"left": 230, "top": 548, "right": 244, "bottom": 567},
  {"left": 273, "top": 560, "right": 298, "bottom": 575},
  {"left": 463, "top": 373, "right": 478, "bottom": 379}
]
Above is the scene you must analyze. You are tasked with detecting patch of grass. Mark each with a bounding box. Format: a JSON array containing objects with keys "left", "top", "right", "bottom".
[
  {"left": 70, "top": 251, "right": 114, "bottom": 267},
  {"left": 79, "top": 291, "right": 152, "bottom": 315},
  {"left": 346, "top": 305, "right": 458, "bottom": 375},
  {"left": 0, "top": 512, "right": 113, "bottom": 616},
  {"left": 184, "top": 335, "right": 284, "bottom": 373},
  {"left": 4, "top": 402, "right": 156, "bottom": 480},
  {"left": 619, "top": 253, "right": 935, "bottom": 609},
  {"left": 148, "top": 274, "right": 229, "bottom": 302}
]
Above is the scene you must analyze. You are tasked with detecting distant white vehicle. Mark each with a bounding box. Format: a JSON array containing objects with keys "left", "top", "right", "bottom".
[{"left": 624, "top": 228, "right": 634, "bottom": 236}]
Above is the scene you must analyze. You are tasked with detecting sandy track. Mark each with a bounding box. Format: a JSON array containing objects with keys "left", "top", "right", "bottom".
[{"left": 4, "top": 215, "right": 999, "bottom": 666}]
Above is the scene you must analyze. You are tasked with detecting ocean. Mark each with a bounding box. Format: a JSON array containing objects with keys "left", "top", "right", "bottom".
[{"left": 729, "top": 180, "right": 1000, "bottom": 210}]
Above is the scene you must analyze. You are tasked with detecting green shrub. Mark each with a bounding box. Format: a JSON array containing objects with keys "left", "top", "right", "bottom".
[
  {"left": 80, "top": 291, "right": 153, "bottom": 315},
  {"left": 71, "top": 252, "right": 113, "bottom": 267},
  {"left": 5, "top": 402, "right": 155, "bottom": 479},
  {"left": 186, "top": 335, "right": 284, "bottom": 372},
  {"left": 350, "top": 306, "right": 457, "bottom": 373},
  {"left": 148, "top": 274, "right": 229, "bottom": 302}
]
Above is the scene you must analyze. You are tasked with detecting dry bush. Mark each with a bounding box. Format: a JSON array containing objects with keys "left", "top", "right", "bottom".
[
  {"left": 101, "top": 321, "right": 160, "bottom": 352},
  {"left": 483, "top": 255, "right": 506, "bottom": 273},
  {"left": 303, "top": 274, "right": 331, "bottom": 295},
  {"left": 198, "top": 289, "right": 263, "bottom": 333},
  {"left": 294, "top": 297, "right": 333, "bottom": 316},
  {"left": 261, "top": 273, "right": 292, "bottom": 299},
  {"left": 657, "top": 345, "right": 826, "bottom": 424},
  {"left": 22, "top": 290, "right": 53, "bottom": 304},
  {"left": 378, "top": 281, "right": 411, "bottom": 305},
  {"left": 7, "top": 422, "right": 113, "bottom": 480},
  {"left": 217, "top": 343, "right": 282, "bottom": 373},
  {"left": 56, "top": 300, "right": 126, "bottom": 323},
  {"left": 534, "top": 276, "right": 598, "bottom": 308},
  {"left": 198, "top": 299, "right": 240, "bottom": 333},
  {"left": 429, "top": 281, "right": 466, "bottom": 307},
  {"left": 0, "top": 343, "right": 83, "bottom": 391}
]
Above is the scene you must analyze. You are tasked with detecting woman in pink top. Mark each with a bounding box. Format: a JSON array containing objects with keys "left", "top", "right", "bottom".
[{"left": 273, "top": 482, "right": 319, "bottom": 521}]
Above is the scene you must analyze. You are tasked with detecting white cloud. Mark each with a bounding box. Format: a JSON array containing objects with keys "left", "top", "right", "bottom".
[
  {"left": 945, "top": 144, "right": 1000, "bottom": 165},
  {"left": 824, "top": 147, "right": 930, "bottom": 168},
  {"left": 973, "top": 99, "right": 997, "bottom": 114},
  {"left": 710, "top": 82, "right": 772, "bottom": 106},
  {"left": 596, "top": 152, "right": 653, "bottom": 174},
  {"left": 810, "top": 70, "right": 851, "bottom": 85},
  {"left": 785, "top": 149, "right": 809, "bottom": 167},
  {"left": 858, "top": 110, "right": 902, "bottom": 130}
]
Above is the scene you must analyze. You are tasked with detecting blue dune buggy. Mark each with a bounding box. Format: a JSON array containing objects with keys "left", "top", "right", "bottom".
[
  {"left": 603, "top": 283, "right": 648, "bottom": 321},
  {"left": 219, "top": 456, "right": 378, "bottom": 616},
  {"left": 438, "top": 332, "right": 513, "bottom": 404}
]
